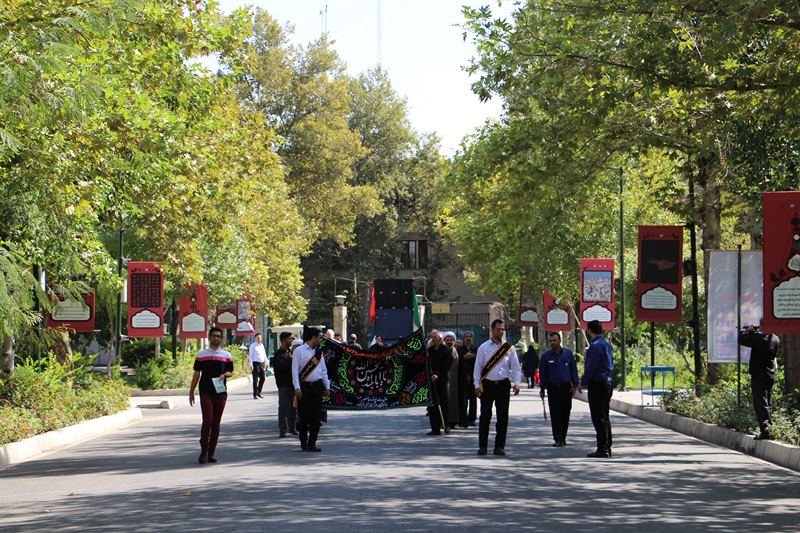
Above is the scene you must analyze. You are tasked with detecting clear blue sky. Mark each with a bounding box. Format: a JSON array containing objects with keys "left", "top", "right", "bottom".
[{"left": 215, "top": 0, "right": 510, "bottom": 155}]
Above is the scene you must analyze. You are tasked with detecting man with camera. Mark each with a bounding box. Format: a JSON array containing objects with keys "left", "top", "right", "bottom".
[{"left": 738, "top": 321, "right": 780, "bottom": 440}]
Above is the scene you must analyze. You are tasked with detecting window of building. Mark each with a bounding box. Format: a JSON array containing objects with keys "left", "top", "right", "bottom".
[{"left": 400, "top": 239, "right": 428, "bottom": 269}]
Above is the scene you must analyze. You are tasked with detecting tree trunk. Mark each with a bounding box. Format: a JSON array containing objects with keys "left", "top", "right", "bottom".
[
  {"left": 1, "top": 335, "right": 14, "bottom": 373},
  {"left": 51, "top": 330, "right": 73, "bottom": 367},
  {"left": 697, "top": 152, "right": 724, "bottom": 383},
  {"left": 782, "top": 334, "right": 800, "bottom": 394},
  {"left": 155, "top": 337, "right": 161, "bottom": 359}
]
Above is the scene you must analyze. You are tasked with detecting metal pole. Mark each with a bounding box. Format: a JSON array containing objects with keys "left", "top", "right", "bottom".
[
  {"left": 115, "top": 228, "right": 124, "bottom": 363},
  {"left": 619, "top": 167, "right": 627, "bottom": 391},
  {"left": 736, "top": 244, "right": 742, "bottom": 407},
  {"left": 650, "top": 321, "right": 656, "bottom": 389},
  {"left": 688, "top": 178, "right": 702, "bottom": 394},
  {"left": 171, "top": 297, "right": 178, "bottom": 361}
]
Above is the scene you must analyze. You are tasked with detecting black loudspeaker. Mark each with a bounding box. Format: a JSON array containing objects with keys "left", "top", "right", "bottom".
[
  {"left": 374, "top": 279, "right": 414, "bottom": 310},
  {"left": 374, "top": 309, "right": 413, "bottom": 340}
]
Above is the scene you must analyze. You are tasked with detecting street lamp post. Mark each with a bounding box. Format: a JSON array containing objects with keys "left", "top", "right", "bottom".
[{"left": 618, "top": 168, "right": 627, "bottom": 391}]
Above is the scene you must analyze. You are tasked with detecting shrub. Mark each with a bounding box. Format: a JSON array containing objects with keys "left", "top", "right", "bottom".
[{"left": 0, "top": 354, "right": 129, "bottom": 446}]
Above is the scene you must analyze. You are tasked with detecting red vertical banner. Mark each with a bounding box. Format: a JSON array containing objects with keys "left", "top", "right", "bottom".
[
  {"left": 178, "top": 285, "right": 208, "bottom": 339},
  {"left": 518, "top": 306, "right": 538, "bottom": 327},
  {"left": 636, "top": 226, "right": 684, "bottom": 323},
  {"left": 235, "top": 297, "right": 255, "bottom": 335},
  {"left": 543, "top": 287, "right": 572, "bottom": 331},
  {"left": 127, "top": 261, "right": 164, "bottom": 338},
  {"left": 762, "top": 191, "right": 800, "bottom": 333},
  {"left": 47, "top": 293, "right": 96, "bottom": 333},
  {"left": 215, "top": 301, "right": 237, "bottom": 329},
  {"left": 579, "top": 258, "right": 615, "bottom": 329}
]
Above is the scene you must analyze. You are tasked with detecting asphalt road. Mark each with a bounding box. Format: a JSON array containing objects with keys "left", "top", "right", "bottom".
[{"left": 1, "top": 382, "right": 799, "bottom": 532}]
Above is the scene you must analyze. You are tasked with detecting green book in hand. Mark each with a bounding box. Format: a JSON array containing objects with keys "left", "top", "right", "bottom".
[{"left": 211, "top": 377, "right": 227, "bottom": 394}]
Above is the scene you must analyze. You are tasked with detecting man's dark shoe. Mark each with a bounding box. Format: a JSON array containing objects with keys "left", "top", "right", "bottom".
[
  {"left": 587, "top": 450, "right": 610, "bottom": 458},
  {"left": 279, "top": 432, "right": 286, "bottom": 438},
  {"left": 754, "top": 434, "right": 772, "bottom": 440},
  {"left": 198, "top": 453, "right": 207, "bottom": 464},
  {"left": 305, "top": 446, "right": 322, "bottom": 452},
  {"left": 444, "top": 427, "right": 451, "bottom": 434},
  {"left": 290, "top": 430, "right": 299, "bottom": 435},
  {"left": 560, "top": 440, "right": 567, "bottom": 447},
  {"left": 207, "top": 456, "right": 218, "bottom": 463},
  {"left": 300, "top": 442, "right": 308, "bottom": 451},
  {"left": 427, "top": 430, "right": 442, "bottom": 436},
  {"left": 552, "top": 442, "right": 560, "bottom": 447},
  {"left": 477, "top": 448, "right": 488, "bottom": 456},
  {"left": 493, "top": 448, "right": 505, "bottom": 456},
  {"left": 257, "top": 394, "right": 263, "bottom": 398}
]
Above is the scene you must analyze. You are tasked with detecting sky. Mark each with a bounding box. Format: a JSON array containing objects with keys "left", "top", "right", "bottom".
[{"left": 215, "top": 0, "right": 511, "bottom": 155}]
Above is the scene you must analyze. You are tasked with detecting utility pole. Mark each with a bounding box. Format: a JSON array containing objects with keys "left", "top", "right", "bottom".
[
  {"left": 618, "top": 167, "right": 627, "bottom": 391},
  {"left": 688, "top": 178, "right": 703, "bottom": 393}
]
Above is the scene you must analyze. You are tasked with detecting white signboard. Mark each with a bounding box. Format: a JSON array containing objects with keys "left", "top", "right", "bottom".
[{"left": 707, "top": 251, "right": 763, "bottom": 363}]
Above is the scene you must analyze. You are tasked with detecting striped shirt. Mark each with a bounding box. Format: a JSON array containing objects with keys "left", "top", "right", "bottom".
[{"left": 194, "top": 348, "right": 234, "bottom": 396}]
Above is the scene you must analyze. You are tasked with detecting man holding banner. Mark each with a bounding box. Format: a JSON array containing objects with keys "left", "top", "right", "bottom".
[
  {"left": 292, "top": 328, "right": 331, "bottom": 452},
  {"left": 474, "top": 319, "right": 521, "bottom": 456},
  {"left": 739, "top": 323, "right": 780, "bottom": 440}
]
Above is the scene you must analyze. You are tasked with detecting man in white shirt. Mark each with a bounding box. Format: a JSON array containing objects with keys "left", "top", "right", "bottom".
[
  {"left": 473, "top": 319, "right": 521, "bottom": 456},
  {"left": 292, "top": 327, "right": 331, "bottom": 452},
  {"left": 248, "top": 333, "right": 269, "bottom": 399}
]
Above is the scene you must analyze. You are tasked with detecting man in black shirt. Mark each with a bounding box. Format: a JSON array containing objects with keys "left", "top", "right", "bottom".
[
  {"left": 738, "top": 322, "right": 780, "bottom": 440},
  {"left": 427, "top": 330, "right": 453, "bottom": 436},
  {"left": 271, "top": 332, "right": 296, "bottom": 437},
  {"left": 457, "top": 331, "right": 478, "bottom": 427}
]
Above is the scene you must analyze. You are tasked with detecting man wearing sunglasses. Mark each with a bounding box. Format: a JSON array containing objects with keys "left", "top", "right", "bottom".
[{"left": 189, "top": 327, "right": 234, "bottom": 464}]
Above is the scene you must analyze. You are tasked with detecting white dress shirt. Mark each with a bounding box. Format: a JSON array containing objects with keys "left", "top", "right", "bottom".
[
  {"left": 291, "top": 343, "right": 330, "bottom": 390},
  {"left": 248, "top": 341, "right": 268, "bottom": 368},
  {"left": 473, "top": 338, "right": 521, "bottom": 387}
]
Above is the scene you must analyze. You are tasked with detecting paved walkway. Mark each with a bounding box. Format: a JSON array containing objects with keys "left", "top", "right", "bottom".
[{"left": 1, "top": 382, "right": 799, "bottom": 532}]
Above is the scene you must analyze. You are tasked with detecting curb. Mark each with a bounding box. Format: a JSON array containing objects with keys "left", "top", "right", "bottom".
[
  {"left": 0, "top": 408, "right": 143, "bottom": 468},
  {"left": 129, "top": 376, "right": 252, "bottom": 398},
  {"left": 576, "top": 391, "right": 800, "bottom": 472}
]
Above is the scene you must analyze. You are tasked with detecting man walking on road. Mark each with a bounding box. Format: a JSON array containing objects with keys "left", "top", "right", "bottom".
[
  {"left": 292, "top": 327, "right": 331, "bottom": 452},
  {"left": 474, "top": 319, "right": 521, "bottom": 456},
  {"left": 248, "top": 333, "right": 269, "bottom": 399},
  {"left": 426, "top": 330, "right": 453, "bottom": 436},
  {"left": 539, "top": 332, "right": 578, "bottom": 447},
  {"left": 271, "top": 332, "right": 296, "bottom": 437},
  {"left": 579, "top": 320, "right": 614, "bottom": 458},
  {"left": 738, "top": 321, "right": 780, "bottom": 439},
  {"left": 189, "top": 327, "right": 234, "bottom": 464}
]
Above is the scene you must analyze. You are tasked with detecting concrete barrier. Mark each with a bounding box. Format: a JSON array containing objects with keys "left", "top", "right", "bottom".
[
  {"left": 0, "top": 408, "right": 142, "bottom": 468},
  {"left": 576, "top": 390, "right": 800, "bottom": 472}
]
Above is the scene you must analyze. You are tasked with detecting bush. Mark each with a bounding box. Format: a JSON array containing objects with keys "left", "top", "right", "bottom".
[
  {"left": 131, "top": 352, "right": 194, "bottom": 390},
  {"left": 0, "top": 354, "right": 130, "bottom": 446},
  {"left": 662, "top": 373, "right": 800, "bottom": 446}
]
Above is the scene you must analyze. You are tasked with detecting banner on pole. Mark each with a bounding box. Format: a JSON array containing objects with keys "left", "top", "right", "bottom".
[
  {"left": 178, "top": 285, "right": 208, "bottom": 339},
  {"left": 579, "top": 258, "right": 615, "bottom": 329},
  {"left": 762, "top": 191, "right": 800, "bottom": 333},
  {"left": 543, "top": 288, "right": 571, "bottom": 331},
  {"left": 320, "top": 329, "right": 431, "bottom": 410},
  {"left": 215, "top": 301, "right": 237, "bottom": 329},
  {"left": 127, "top": 261, "right": 164, "bottom": 338},
  {"left": 47, "top": 293, "right": 96, "bottom": 333},
  {"left": 636, "top": 225, "right": 684, "bottom": 323},
  {"left": 708, "top": 251, "right": 763, "bottom": 363},
  {"left": 235, "top": 297, "right": 255, "bottom": 335},
  {"left": 518, "top": 306, "right": 538, "bottom": 327}
]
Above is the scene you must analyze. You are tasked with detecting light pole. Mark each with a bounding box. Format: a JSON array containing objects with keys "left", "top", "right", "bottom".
[{"left": 618, "top": 167, "right": 627, "bottom": 391}]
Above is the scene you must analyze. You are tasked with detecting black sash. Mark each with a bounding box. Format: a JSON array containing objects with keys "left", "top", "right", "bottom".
[
  {"left": 478, "top": 342, "right": 512, "bottom": 393},
  {"left": 299, "top": 349, "right": 323, "bottom": 382}
]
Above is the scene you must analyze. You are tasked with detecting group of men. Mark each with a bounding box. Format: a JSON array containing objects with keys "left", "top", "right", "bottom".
[
  {"left": 427, "top": 318, "right": 615, "bottom": 458},
  {"left": 187, "top": 319, "right": 616, "bottom": 462}
]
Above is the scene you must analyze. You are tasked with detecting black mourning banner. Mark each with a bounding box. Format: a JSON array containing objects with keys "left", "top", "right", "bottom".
[{"left": 320, "top": 329, "right": 431, "bottom": 410}]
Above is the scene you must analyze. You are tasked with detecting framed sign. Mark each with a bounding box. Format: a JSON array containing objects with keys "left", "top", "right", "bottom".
[
  {"left": 127, "top": 261, "right": 164, "bottom": 338},
  {"left": 762, "top": 192, "right": 800, "bottom": 333},
  {"left": 518, "top": 306, "right": 538, "bottom": 327},
  {"left": 178, "top": 284, "right": 208, "bottom": 339},
  {"left": 235, "top": 297, "right": 255, "bottom": 335},
  {"left": 47, "top": 293, "right": 95, "bottom": 333},
  {"left": 636, "top": 225, "right": 684, "bottom": 323},
  {"left": 579, "top": 258, "right": 615, "bottom": 329},
  {"left": 543, "top": 288, "right": 571, "bottom": 331},
  {"left": 215, "top": 301, "right": 237, "bottom": 329}
]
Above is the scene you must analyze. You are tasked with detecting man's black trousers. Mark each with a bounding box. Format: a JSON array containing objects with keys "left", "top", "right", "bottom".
[
  {"left": 587, "top": 381, "right": 613, "bottom": 454},
  {"left": 546, "top": 384, "right": 572, "bottom": 443},
  {"left": 751, "top": 373, "right": 775, "bottom": 436},
  {"left": 478, "top": 379, "right": 511, "bottom": 451},
  {"left": 298, "top": 380, "right": 324, "bottom": 446}
]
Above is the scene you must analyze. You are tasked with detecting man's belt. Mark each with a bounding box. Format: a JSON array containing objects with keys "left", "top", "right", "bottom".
[{"left": 478, "top": 342, "right": 512, "bottom": 394}]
